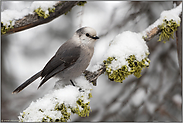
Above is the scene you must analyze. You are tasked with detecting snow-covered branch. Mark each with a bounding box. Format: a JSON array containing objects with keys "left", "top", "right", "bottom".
[
  {"left": 19, "top": 76, "right": 92, "bottom": 122},
  {"left": 84, "top": 2, "right": 182, "bottom": 86},
  {"left": 1, "top": 1, "right": 84, "bottom": 35},
  {"left": 141, "top": 2, "right": 182, "bottom": 42}
]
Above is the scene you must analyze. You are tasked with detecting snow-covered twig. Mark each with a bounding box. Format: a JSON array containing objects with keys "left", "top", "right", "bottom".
[
  {"left": 1, "top": 1, "right": 79, "bottom": 35},
  {"left": 142, "top": 2, "right": 182, "bottom": 42}
]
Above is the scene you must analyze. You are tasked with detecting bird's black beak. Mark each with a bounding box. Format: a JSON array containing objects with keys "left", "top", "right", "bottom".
[{"left": 92, "top": 36, "right": 99, "bottom": 39}]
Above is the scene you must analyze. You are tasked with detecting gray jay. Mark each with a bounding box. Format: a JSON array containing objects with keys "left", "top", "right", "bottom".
[{"left": 13, "top": 27, "right": 99, "bottom": 93}]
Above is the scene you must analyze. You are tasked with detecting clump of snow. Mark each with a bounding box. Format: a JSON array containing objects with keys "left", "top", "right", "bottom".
[
  {"left": 1, "top": 9, "right": 29, "bottom": 27},
  {"left": 160, "top": 2, "right": 182, "bottom": 24},
  {"left": 30, "top": 1, "right": 57, "bottom": 15},
  {"left": 88, "top": 62, "right": 104, "bottom": 72},
  {"left": 19, "top": 76, "right": 92, "bottom": 122},
  {"left": 19, "top": 85, "right": 79, "bottom": 122},
  {"left": 1, "top": 1, "right": 57, "bottom": 27},
  {"left": 75, "top": 76, "right": 92, "bottom": 90},
  {"left": 75, "top": 76, "right": 93, "bottom": 103},
  {"left": 104, "top": 31, "right": 149, "bottom": 70},
  {"left": 141, "top": 3, "right": 182, "bottom": 37},
  {"left": 30, "top": 1, "right": 57, "bottom": 12}
]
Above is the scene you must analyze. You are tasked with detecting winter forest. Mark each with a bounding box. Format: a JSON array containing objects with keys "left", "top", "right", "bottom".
[{"left": 1, "top": 1, "right": 182, "bottom": 122}]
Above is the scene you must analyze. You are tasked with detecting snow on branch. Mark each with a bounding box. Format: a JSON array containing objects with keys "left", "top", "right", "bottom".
[
  {"left": 85, "top": 2, "right": 182, "bottom": 85},
  {"left": 19, "top": 76, "right": 92, "bottom": 122},
  {"left": 141, "top": 2, "right": 182, "bottom": 42},
  {"left": 103, "top": 31, "right": 150, "bottom": 82},
  {"left": 1, "top": 1, "right": 86, "bottom": 35}
]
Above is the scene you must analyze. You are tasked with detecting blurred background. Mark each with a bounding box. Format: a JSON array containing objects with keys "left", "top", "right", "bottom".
[{"left": 1, "top": 1, "right": 182, "bottom": 122}]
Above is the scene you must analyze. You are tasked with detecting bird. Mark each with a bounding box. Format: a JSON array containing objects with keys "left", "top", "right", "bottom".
[{"left": 12, "top": 27, "right": 99, "bottom": 94}]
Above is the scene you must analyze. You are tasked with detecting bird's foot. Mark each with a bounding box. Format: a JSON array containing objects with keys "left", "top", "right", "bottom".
[{"left": 70, "top": 80, "right": 85, "bottom": 92}]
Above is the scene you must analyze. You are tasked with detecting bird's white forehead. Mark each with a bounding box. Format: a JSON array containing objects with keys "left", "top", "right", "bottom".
[
  {"left": 84, "top": 27, "right": 97, "bottom": 35},
  {"left": 76, "top": 27, "right": 97, "bottom": 36}
]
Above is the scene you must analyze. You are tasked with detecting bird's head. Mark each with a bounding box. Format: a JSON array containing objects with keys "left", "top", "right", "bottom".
[{"left": 75, "top": 27, "right": 99, "bottom": 46}]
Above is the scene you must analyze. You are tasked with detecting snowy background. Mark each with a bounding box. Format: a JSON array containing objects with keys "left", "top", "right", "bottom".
[{"left": 1, "top": 1, "right": 181, "bottom": 122}]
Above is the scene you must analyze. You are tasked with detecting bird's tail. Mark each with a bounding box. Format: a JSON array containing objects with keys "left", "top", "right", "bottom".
[{"left": 12, "top": 71, "right": 42, "bottom": 94}]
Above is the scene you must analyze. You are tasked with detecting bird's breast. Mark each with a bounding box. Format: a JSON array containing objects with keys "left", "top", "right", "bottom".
[{"left": 56, "top": 46, "right": 94, "bottom": 80}]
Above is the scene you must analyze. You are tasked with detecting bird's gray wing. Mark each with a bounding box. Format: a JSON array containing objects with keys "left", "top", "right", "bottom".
[{"left": 39, "top": 42, "right": 81, "bottom": 88}]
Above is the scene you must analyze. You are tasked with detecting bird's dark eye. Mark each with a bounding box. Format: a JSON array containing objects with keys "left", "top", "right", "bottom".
[{"left": 86, "top": 33, "right": 90, "bottom": 37}]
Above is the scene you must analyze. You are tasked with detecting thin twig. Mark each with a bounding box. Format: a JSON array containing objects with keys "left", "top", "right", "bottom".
[{"left": 83, "top": 64, "right": 106, "bottom": 86}]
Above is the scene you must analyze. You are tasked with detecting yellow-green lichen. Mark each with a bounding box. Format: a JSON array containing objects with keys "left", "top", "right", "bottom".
[
  {"left": 65, "top": 1, "right": 87, "bottom": 15},
  {"left": 1, "top": 21, "right": 14, "bottom": 35},
  {"left": 53, "top": 97, "right": 91, "bottom": 122},
  {"left": 39, "top": 109, "right": 43, "bottom": 112},
  {"left": 42, "top": 117, "right": 47, "bottom": 122},
  {"left": 48, "top": 8, "right": 55, "bottom": 13},
  {"left": 54, "top": 103, "right": 71, "bottom": 122},
  {"left": 22, "top": 112, "right": 25, "bottom": 118},
  {"left": 19, "top": 112, "right": 25, "bottom": 122},
  {"left": 158, "top": 19, "right": 180, "bottom": 43},
  {"left": 104, "top": 55, "right": 150, "bottom": 83},
  {"left": 88, "top": 93, "right": 92, "bottom": 99},
  {"left": 64, "top": 8, "right": 72, "bottom": 15},
  {"left": 77, "top": 1, "right": 87, "bottom": 6},
  {"left": 42, "top": 116, "right": 53, "bottom": 122},
  {"left": 103, "top": 57, "right": 116, "bottom": 66},
  {"left": 71, "top": 98, "right": 91, "bottom": 117},
  {"left": 34, "top": 7, "right": 55, "bottom": 19}
]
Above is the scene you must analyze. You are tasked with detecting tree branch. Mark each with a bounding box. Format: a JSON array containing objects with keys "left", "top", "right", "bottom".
[
  {"left": 2, "top": 1, "right": 79, "bottom": 35},
  {"left": 84, "top": 2, "right": 182, "bottom": 85},
  {"left": 143, "top": 27, "right": 161, "bottom": 41},
  {"left": 143, "top": 2, "right": 182, "bottom": 42},
  {"left": 83, "top": 64, "right": 106, "bottom": 86}
]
